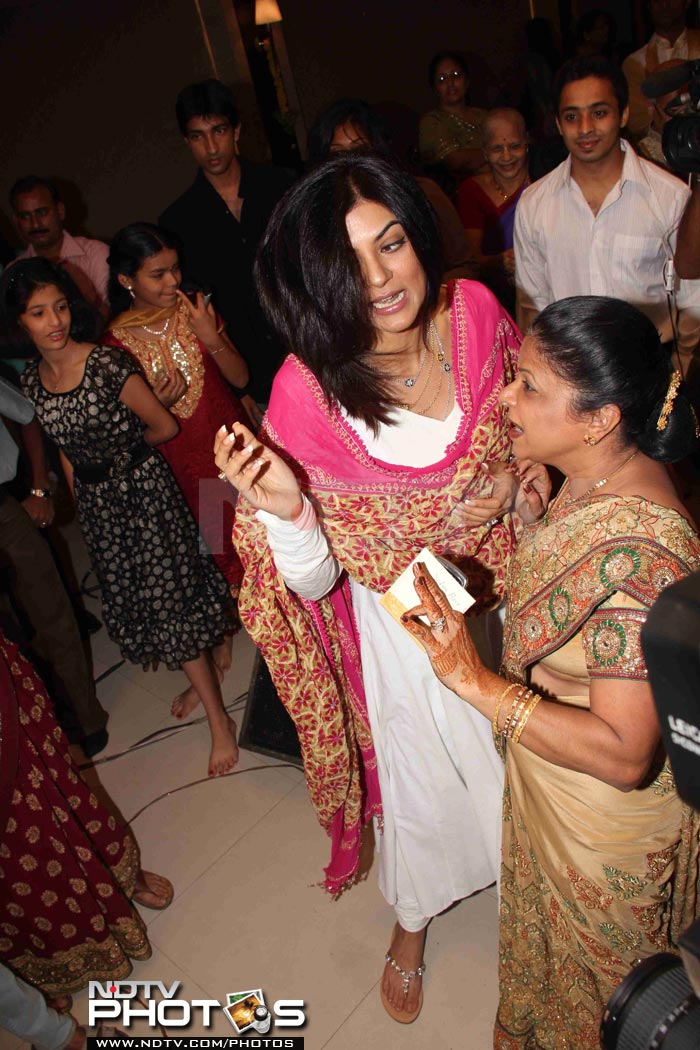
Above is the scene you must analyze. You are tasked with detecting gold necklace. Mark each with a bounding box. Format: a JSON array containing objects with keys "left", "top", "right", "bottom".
[
  {"left": 492, "top": 174, "right": 528, "bottom": 202},
  {"left": 141, "top": 317, "right": 171, "bottom": 337},
  {"left": 564, "top": 449, "right": 639, "bottom": 505}
]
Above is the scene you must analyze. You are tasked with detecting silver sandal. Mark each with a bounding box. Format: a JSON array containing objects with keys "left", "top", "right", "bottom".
[{"left": 385, "top": 951, "right": 426, "bottom": 998}]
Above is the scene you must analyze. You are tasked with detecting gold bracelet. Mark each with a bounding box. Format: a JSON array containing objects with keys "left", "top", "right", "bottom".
[
  {"left": 208, "top": 344, "right": 226, "bottom": 356},
  {"left": 502, "top": 688, "right": 533, "bottom": 740},
  {"left": 500, "top": 687, "right": 527, "bottom": 740},
  {"left": 492, "top": 682, "right": 519, "bottom": 743},
  {"left": 512, "top": 693, "right": 542, "bottom": 745}
]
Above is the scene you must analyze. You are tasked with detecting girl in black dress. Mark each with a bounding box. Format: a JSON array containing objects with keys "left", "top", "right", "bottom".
[{"left": 2, "top": 259, "right": 238, "bottom": 777}]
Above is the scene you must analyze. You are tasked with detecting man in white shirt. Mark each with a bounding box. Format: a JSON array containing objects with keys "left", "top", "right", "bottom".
[
  {"left": 623, "top": 0, "right": 700, "bottom": 140},
  {"left": 514, "top": 54, "right": 700, "bottom": 369}
]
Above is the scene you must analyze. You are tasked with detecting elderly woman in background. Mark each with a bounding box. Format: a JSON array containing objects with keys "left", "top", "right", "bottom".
[
  {"left": 456, "top": 108, "right": 530, "bottom": 315},
  {"left": 215, "top": 152, "right": 544, "bottom": 1025},
  {"left": 307, "top": 97, "right": 478, "bottom": 282},
  {"left": 419, "top": 51, "right": 487, "bottom": 189},
  {"left": 402, "top": 295, "right": 700, "bottom": 1048}
]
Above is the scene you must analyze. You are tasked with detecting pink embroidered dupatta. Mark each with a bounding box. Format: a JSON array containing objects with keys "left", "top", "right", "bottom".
[{"left": 233, "top": 281, "right": 520, "bottom": 893}]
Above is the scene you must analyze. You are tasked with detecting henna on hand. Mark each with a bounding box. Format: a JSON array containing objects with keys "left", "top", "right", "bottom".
[{"left": 432, "top": 628, "right": 475, "bottom": 677}]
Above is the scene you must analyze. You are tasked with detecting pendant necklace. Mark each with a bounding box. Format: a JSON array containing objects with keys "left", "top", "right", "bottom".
[
  {"left": 398, "top": 320, "right": 452, "bottom": 418},
  {"left": 389, "top": 344, "right": 428, "bottom": 389}
]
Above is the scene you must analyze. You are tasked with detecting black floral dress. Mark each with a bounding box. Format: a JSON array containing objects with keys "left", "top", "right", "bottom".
[{"left": 22, "top": 347, "right": 233, "bottom": 669}]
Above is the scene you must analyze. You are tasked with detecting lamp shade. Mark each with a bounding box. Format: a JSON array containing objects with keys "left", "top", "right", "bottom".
[{"left": 255, "top": 0, "right": 282, "bottom": 24}]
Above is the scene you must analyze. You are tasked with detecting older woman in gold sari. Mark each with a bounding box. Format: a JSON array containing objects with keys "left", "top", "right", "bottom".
[{"left": 402, "top": 295, "right": 700, "bottom": 1048}]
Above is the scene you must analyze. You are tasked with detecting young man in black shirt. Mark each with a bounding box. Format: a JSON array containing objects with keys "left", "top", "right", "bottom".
[{"left": 160, "top": 80, "right": 295, "bottom": 417}]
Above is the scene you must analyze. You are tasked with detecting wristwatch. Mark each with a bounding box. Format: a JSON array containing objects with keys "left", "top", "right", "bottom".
[{"left": 30, "top": 488, "right": 52, "bottom": 499}]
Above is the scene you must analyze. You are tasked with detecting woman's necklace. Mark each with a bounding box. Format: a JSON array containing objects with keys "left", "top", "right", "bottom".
[
  {"left": 398, "top": 320, "right": 453, "bottom": 418},
  {"left": 492, "top": 174, "right": 527, "bottom": 202},
  {"left": 389, "top": 345, "right": 428, "bottom": 389},
  {"left": 563, "top": 449, "right": 640, "bottom": 506},
  {"left": 141, "top": 317, "right": 171, "bottom": 337}
]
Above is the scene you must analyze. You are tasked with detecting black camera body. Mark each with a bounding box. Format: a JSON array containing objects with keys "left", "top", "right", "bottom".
[
  {"left": 642, "top": 59, "right": 700, "bottom": 174},
  {"left": 601, "top": 572, "right": 700, "bottom": 1049}
]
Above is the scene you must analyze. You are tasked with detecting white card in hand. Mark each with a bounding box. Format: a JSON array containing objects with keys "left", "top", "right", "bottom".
[{"left": 379, "top": 547, "right": 475, "bottom": 642}]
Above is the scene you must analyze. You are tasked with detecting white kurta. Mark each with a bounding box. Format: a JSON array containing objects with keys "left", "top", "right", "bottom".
[{"left": 259, "top": 405, "right": 503, "bottom": 923}]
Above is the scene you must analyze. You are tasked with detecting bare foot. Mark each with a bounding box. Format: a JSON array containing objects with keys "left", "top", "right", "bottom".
[
  {"left": 171, "top": 685, "right": 201, "bottom": 719},
  {"left": 133, "top": 869, "right": 173, "bottom": 909},
  {"left": 212, "top": 633, "right": 234, "bottom": 675},
  {"left": 208, "top": 717, "right": 239, "bottom": 777},
  {"left": 381, "top": 924, "right": 427, "bottom": 1016}
]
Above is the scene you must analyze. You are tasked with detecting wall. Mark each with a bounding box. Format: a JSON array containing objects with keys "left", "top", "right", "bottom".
[
  {"left": 278, "top": 0, "right": 532, "bottom": 141},
  {"left": 0, "top": 0, "right": 224, "bottom": 243},
  {"left": 0, "top": 0, "right": 534, "bottom": 247}
]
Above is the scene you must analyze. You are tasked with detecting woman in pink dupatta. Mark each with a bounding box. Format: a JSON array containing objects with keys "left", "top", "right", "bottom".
[{"left": 216, "top": 153, "right": 544, "bottom": 1025}]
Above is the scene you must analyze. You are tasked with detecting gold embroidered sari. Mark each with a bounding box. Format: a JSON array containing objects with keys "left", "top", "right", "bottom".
[{"left": 495, "top": 495, "right": 700, "bottom": 1049}]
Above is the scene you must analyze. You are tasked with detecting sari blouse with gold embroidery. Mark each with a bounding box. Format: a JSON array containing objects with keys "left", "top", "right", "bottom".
[{"left": 502, "top": 494, "right": 700, "bottom": 688}]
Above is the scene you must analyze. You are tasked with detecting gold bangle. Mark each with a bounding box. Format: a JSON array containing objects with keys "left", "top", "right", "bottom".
[
  {"left": 492, "top": 682, "right": 519, "bottom": 742},
  {"left": 208, "top": 344, "right": 226, "bottom": 356},
  {"left": 503, "top": 688, "right": 533, "bottom": 740},
  {"left": 500, "top": 687, "right": 527, "bottom": 740},
  {"left": 511, "top": 693, "right": 541, "bottom": 745}
]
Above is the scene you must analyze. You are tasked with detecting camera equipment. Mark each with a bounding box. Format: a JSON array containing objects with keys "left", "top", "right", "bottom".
[
  {"left": 601, "top": 573, "right": 700, "bottom": 1049},
  {"left": 642, "top": 60, "right": 700, "bottom": 174}
]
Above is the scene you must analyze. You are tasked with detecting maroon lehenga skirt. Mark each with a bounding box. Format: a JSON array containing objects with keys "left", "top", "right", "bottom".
[{"left": 0, "top": 633, "right": 151, "bottom": 996}]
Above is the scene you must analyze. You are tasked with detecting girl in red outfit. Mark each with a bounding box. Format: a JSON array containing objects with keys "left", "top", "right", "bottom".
[{"left": 105, "top": 224, "right": 249, "bottom": 706}]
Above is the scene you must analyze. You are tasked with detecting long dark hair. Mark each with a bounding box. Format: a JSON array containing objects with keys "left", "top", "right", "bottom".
[
  {"left": 107, "top": 222, "right": 179, "bottom": 316},
  {"left": 254, "top": 151, "right": 442, "bottom": 431},
  {"left": 0, "top": 259, "right": 102, "bottom": 356},
  {"left": 307, "top": 99, "right": 393, "bottom": 164},
  {"left": 531, "top": 296, "right": 697, "bottom": 463}
]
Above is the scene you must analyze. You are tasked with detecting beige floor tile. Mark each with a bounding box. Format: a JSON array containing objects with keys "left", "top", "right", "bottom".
[
  {"left": 323, "top": 891, "right": 499, "bottom": 1050},
  {"left": 94, "top": 672, "right": 172, "bottom": 758},
  {"left": 144, "top": 782, "right": 392, "bottom": 1049},
  {"left": 125, "top": 731, "right": 301, "bottom": 916},
  {"left": 68, "top": 942, "right": 236, "bottom": 1037}
]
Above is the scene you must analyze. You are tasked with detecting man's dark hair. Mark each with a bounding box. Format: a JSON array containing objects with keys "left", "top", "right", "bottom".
[
  {"left": 9, "top": 176, "right": 61, "bottom": 213},
  {"left": 175, "top": 79, "right": 240, "bottom": 136},
  {"left": 307, "top": 99, "right": 393, "bottom": 165},
  {"left": 255, "top": 151, "right": 442, "bottom": 434},
  {"left": 552, "top": 54, "right": 629, "bottom": 114},
  {"left": 0, "top": 258, "right": 102, "bottom": 355}
]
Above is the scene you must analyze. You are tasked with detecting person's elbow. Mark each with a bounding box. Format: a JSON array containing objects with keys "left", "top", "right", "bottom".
[
  {"left": 605, "top": 753, "right": 656, "bottom": 793},
  {"left": 147, "top": 417, "right": 179, "bottom": 445},
  {"left": 162, "top": 417, "right": 180, "bottom": 442}
]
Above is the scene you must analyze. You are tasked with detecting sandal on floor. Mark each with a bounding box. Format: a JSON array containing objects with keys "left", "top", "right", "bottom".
[
  {"left": 132, "top": 872, "right": 174, "bottom": 911},
  {"left": 380, "top": 950, "right": 426, "bottom": 1024}
]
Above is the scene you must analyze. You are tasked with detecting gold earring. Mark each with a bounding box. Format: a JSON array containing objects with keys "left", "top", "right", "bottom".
[
  {"left": 583, "top": 434, "right": 597, "bottom": 446},
  {"left": 127, "top": 287, "right": 135, "bottom": 300}
]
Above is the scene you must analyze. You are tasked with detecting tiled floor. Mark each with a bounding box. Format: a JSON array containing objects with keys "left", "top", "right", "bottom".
[{"left": 2, "top": 524, "right": 500, "bottom": 1050}]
